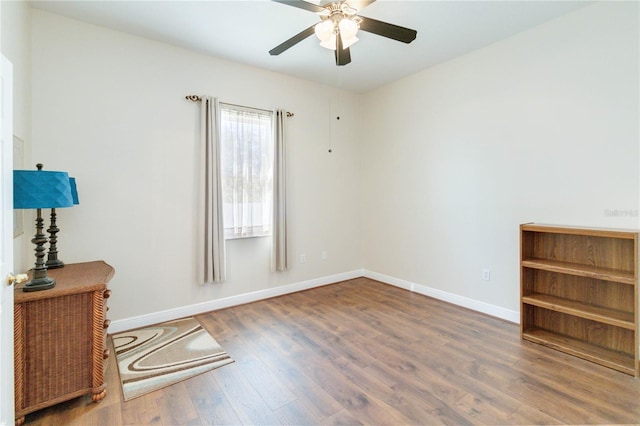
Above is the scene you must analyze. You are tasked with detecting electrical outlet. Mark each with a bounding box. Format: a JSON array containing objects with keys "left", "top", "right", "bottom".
[
  {"left": 482, "top": 269, "right": 491, "bottom": 281},
  {"left": 300, "top": 254, "right": 307, "bottom": 263},
  {"left": 321, "top": 250, "right": 327, "bottom": 260}
]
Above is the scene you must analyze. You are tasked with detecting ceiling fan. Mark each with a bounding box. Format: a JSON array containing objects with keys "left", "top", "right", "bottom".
[{"left": 269, "top": 0, "right": 417, "bottom": 66}]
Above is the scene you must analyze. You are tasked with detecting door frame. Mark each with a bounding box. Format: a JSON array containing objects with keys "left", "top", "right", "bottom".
[{"left": 0, "top": 53, "right": 16, "bottom": 426}]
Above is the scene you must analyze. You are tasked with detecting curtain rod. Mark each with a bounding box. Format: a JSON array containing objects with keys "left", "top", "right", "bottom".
[{"left": 185, "top": 95, "right": 294, "bottom": 117}]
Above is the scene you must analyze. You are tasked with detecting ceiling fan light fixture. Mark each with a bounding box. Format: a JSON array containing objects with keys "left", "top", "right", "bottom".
[
  {"left": 314, "top": 19, "right": 334, "bottom": 40},
  {"left": 339, "top": 17, "right": 359, "bottom": 48},
  {"left": 340, "top": 34, "right": 359, "bottom": 49},
  {"left": 320, "top": 33, "right": 337, "bottom": 50}
]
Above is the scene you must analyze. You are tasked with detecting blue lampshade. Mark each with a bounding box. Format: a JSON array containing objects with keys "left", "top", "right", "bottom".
[
  {"left": 69, "top": 177, "right": 79, "bottom": 205},
  {"left": 14, "top": 170, "right": 74, "bottom": 209}
]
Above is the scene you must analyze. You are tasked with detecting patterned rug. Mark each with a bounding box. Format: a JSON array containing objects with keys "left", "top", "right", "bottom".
[{"left": 112, "top": 317, "right": 233, "bottom": 401}]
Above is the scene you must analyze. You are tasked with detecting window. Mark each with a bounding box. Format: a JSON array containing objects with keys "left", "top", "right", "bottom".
[{"left": 219, "top": 104, "right": 274, "bottom": 239}]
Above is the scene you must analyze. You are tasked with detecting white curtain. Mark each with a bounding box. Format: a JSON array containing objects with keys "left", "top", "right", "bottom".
[
  {"left": 200, "top": 96, "right": 226, "bottom": 283},
  {"left": 272, "top": 110, "right": 288, "bottom": 272}
]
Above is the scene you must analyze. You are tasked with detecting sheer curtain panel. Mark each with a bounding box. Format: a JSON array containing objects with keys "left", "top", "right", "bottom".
[
  {"left": 272, "top": 109, "right": 288, "bottom": 272},
  {"left": 220, "top": 106, "right": 274, "bottom": 239},
  {"left": 200, "top": 96, "right": 226, "bottom": 283}
]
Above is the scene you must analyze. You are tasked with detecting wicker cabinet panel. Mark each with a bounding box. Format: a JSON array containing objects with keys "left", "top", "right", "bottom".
[
  {"left": 14, "top": 261, "right": 115, "bottom": 425},
  {"left": 25, "top": 293, "right": 93, "bottom": 406}
]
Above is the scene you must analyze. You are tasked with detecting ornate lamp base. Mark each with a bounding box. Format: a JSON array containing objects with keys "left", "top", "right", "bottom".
[
  {"left": 46, "top": 207, "right": 65, "bottom": 269},
  {"left": 45, "top": 259, "right": 65, "bottom": 269},
  {"left": 23, "top": 208, "right": 56, "bottom": 292},
  {"left": 23, "top": 276, "right": 56, "bottom": 292}
]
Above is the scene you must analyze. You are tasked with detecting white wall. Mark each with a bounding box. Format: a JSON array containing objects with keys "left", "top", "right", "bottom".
[
  {"left": 30, "top": 10, "right": 362, "bottom": 322},
  {"left": 2, "top": 0, "right": 32, "bottom": 272},
  {"left": 361, "top": 2, "right": 639, "bottom": 314},
  {"left": 1, "top": 0, "right": 30, "bottom": 151}
]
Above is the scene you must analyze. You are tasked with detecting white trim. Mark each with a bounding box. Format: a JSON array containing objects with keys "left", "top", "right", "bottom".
[
  {"left": 110, "top": 268, "right": 520, "bottom": 334},
  {"left": 363, "top": 270, "right": 520, "bottom": 324},
  {"left": 109, "top": 269, "right": 364, "bottom": 334}
]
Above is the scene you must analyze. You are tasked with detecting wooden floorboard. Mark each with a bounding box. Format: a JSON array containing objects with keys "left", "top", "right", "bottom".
[{"left": 22, "top": 278, "right": 640, "bottom": 425}]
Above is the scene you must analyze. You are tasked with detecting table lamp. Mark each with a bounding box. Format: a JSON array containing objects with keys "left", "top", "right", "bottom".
[
  {"left": 14, "top": 164, "right": 74, "bottom": 291},
  {"left": 46, "top": 176, "right": 79, "bottom": 269}
]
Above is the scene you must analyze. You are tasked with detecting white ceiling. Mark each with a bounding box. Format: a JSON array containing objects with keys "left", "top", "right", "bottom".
[{"left": 29, "top": 0, "right": 591, "bottom": 93}]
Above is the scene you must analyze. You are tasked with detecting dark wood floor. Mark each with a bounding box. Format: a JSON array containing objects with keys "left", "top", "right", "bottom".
[{"left": 24, "top": 278, "right": 640, "bottom": 425}]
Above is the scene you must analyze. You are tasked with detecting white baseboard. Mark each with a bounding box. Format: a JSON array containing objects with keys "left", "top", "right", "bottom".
[
  {"left": 363, "top": 269, "right": 520, "bottom": 324},
  {"left": 110, "top": 268, "right": 519, "bottom": 334},
  {"left": 108, "top": 269, "right": 365, "bottom": 334}
]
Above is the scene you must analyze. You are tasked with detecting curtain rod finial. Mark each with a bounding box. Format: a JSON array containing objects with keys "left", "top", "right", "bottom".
[{"left": 185, "top": 95, "right": 201, "bottom": 102}]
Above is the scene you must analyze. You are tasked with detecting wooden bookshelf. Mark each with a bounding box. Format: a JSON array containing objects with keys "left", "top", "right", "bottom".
[{"left": 520, "top": 224, "right": 639, "bottom": 376}]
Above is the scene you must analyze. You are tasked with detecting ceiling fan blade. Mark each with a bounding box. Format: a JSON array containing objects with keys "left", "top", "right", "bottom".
[
  {"left": 271, "top": 0, "right": 324, "bottom": 13},
  {"left": 269, "top": 25, "right": 316, "bottom": 56},
  {"left": 335, "top": 36, "right": 351, "bottom": 66},
  {"left": 359, "top": 16, "right": 417, "bottom": 44}
]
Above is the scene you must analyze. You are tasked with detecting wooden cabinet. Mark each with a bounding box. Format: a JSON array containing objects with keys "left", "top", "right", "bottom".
[
  {"left": 520, "top": 224, "right": 638, "bottom": 376},
  {"left": 14, "top": 261, "right": 115, "bottom": 425}
]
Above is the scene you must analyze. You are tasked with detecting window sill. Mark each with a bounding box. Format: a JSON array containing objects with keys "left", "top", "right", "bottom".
[{"left": 225, "top": 234, "right": 271, "bottom": 241}]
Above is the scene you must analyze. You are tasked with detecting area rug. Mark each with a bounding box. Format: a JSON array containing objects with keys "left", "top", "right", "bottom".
[{"left": 112, "top": 317, "right": 233, "bottom": 401}]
